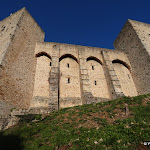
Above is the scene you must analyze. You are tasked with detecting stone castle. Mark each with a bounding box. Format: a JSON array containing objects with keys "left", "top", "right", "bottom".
[{"left": 0, "top": 8, "right": 150, "bottom": 116}]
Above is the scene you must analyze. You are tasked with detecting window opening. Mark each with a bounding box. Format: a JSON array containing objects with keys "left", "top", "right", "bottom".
[
  {"left": 67, "top": 63, "right": 69, "bottom": 68},
  {"left": 95, "top": 81, "right": 97, "bottom": 85},
  {"left": 92, "top": 66, "right": 94, "bottom": 70},
  {"left": 50, "top": 62, "right": 51, "bottom": 66},
  {"left": 68, "top": 78, "right": 70, "bottom": 84}
]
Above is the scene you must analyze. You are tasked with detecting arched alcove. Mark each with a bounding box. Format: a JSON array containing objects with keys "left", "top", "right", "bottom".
[
  {"left": 86, "top": 56, "right": 110, "bottom": 98},
  {"left": 59, "top": 54, "right": 81, "bottom": 108},
  {"left": 86, "top": 56, "right": 103, "bottom": 65},
  {"left": 112, "top": 59, "right": 137, "bottom": 97},
  {"left": 36, "top": 52, "right": 52, "bottom": 60},
  {"left": 59, "top": 54, "right": 78, "bottom": 63},
  {"left": 32, "top": 52, "right": 52, "bottom": 107},
  {"left": 112, "top": 59, "right": 130, "bottom": 71}
]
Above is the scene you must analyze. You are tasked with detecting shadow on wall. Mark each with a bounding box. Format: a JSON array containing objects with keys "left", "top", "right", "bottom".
[{"left": 0, "top": 132, "right": 24, "bottom": 150}]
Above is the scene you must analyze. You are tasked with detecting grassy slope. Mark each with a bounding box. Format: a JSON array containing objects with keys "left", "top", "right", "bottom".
[{"left": 0, "top": 94, "right": 150, "bottom": 150}]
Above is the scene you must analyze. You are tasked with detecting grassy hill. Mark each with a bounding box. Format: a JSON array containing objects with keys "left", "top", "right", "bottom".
[{"left": 0, "top": 94, "right": 150, "bottom": 150}]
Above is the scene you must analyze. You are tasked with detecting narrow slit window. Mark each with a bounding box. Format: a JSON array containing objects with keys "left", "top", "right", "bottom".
[
  {"left": 95, "top": 81, "right": 97, "bottom": 85},
  {"left": 67, "top": 63, "right": 69, "bottom": 68},
  {"left": 50, "top": 62, "right": 51, "bottom": 66},
  {"left": 68, "top": 78, "right": 70, "bottom": 84},
  {"left": 92, "top": 66, "right": 94, "bottom": 70}
]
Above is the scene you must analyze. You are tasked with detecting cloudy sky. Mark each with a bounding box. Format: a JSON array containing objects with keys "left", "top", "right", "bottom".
[{"left": 0, "top": 0, "right": 150, "bottom": 49}]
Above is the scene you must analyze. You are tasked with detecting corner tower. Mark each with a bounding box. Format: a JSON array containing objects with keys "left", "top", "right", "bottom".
[
  {"left": 114, "top": 19, "right": 150, "bottom": 95},
  {"left": 0, "top": 8, "right": 45, "bottom": 114}
]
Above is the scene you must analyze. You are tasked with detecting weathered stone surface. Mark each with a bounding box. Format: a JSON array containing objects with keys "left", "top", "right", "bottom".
[{"left": 0, "top": 8, "right": 149, "bottom": 122}]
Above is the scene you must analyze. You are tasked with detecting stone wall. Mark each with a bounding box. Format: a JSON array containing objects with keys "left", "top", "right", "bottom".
[
  {"left": 1, "top": 8, "right": 146, "bottom": 111},
  {"left": 0, "top": 8, "right": 24, "bottom": 65},
  {"left": 0, "top": 8, "right": 45, "bottom": 112},
  {"left": 107, "top": 50, "right": 138, "bottom": 97},
  {"left": 31, "top": 42, "right": 138, "bottom": 108}
]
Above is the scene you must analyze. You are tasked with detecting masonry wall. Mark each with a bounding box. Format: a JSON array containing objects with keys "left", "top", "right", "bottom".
[
  {"left": 31, "top": 53, "right": 51, "bottom": 108},
  {"left": 1, "top": 8, "right": 148, "bottom": 112},
  {"left": 107, "top": 50, "right": 138, "bottom": 97},
  {"left": 0, "top": 8, "right": 45, "bottom": 110},
  {"left": 82, "top": 47, "right": 110, "bottom": 99},
  {"left": 31, "top": 43, "right": 52, "bottom": 108},
  {"left": 59, "top": 44, "right": 82, "bottom": 108},
  {"left": 0, "top": 9, "right": 23, "bottom": 65},
  {"left": 114, "top": 20, "right": 150, "bottom": 95},
  {"left": 32, "top": 42, "right": 139, "bottom": 108}
]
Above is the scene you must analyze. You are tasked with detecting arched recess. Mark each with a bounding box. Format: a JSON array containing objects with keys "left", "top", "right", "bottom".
[
  {"left": 32, "top": 52, "right": 52, "bottom": 107},
  {"left": 59, "top": 54, "right": 78, "bottom": 63},
  {"left": 86, "top": 56, "right": 110, "bottom": 99},
  {"left": 59, "top": 54, "right": 81, "bottom": 108},
  {"left": 36, "top": 52, "right": 52, "bottom": 60},
  {"left": 112, "top": 59, "right": 130, "bottom": 71},
  {"left": 86, "top": 56, "right": 103, "bottom": 65},
  {"left": 112, "top": 59, "right": 137, "bottom": 97}
]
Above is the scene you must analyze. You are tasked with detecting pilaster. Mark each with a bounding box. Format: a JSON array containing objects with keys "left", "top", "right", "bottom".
[
  {"left": 78, "top": 47, "right": 94, "bottom": 104},
  {"left": 49, "top": 45, "right": 60, "bottom": 110},
  {"left": 102, "top": 50, "right": 124, "bottom": 98}
]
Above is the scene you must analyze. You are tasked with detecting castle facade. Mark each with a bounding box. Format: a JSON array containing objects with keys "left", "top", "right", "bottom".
[{"left": 0, "top": 8, "right": 150, "bottom": 115}]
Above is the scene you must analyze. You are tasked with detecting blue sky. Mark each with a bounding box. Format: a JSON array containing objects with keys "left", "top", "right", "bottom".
[{"left": 0, "top": 0, "right": 150, "bottom": 49}]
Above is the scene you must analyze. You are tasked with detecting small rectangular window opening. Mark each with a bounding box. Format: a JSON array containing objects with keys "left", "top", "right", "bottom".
[
  {"left": 95, "top": 81, "right": 97, "bottom": 85},
  {"left": 67, "top": 63, "right": 69, "bottom": 68},
  {"left": 92, "top": 66, "right": 94, "bottom": 70},
  {"left": 68, "top": 78, "right": 70, "bottom": 84},
  {"left": 50, "top": 62, "right": 52, "bottom": 66}
]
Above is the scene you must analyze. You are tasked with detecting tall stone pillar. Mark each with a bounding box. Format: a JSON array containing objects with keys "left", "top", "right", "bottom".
[
  {"left": 49, "top": 45, "right": 60, "bottom": 110},
  {"left": 78, "top": 47, "right": 94, "bottom": 104},
  {"left": 102, "top": 50, "right": 124, "bottom": 99}
]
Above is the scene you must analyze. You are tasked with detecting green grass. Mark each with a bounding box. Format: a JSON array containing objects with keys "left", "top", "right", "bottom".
[{"left": 0, "top": 93, "right": 150, "bottom": 150}]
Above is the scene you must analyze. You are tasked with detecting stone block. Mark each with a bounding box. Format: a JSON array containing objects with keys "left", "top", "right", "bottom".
[
  {"left": 81, "top": 69, "right": 88, "bottom": 75},
  {"left": 106, "top": 65, "right": 114, "bottom": 71},
  {"left": 51, "top": 67, "right": 59, "bottom": 73},
  {"left": 49, "top": 78, "right": 59, "bottom": 84},
  {"left": 52, "top": 50, "right": 59, "bottom": 56},
  {"left": 111, "top": 75, "right": 118, "bottom": 80},
  {"left": 81, "top": 74, "right": 89, "bottom": 80},
  {"left": 109, "top": 70, "right": 116, "bottom": 76},
  {"left": 80, "top": 65, "right": 87, "bottom": 70},
  {"left": 114, "top": 85, "right": 122, "bottom": 93},
  {"left": 52, "top": 62, "right": 59, "bottom": 67},
  {"left": 82, "top": 79, "right": 90, "bottom": 85},
  {"left": 50, "top": 92, "right": 58, "bottom": 97},
  {"left": 50, "top": 73, "right": 59, "bottom": 79},
  {"left": 105, "top": 60, "right": 112, "bottom": 66},
  {"left": 50, "top": 85, "right": 58, "bottom": 91},
  {"left": 112, "top": 80, "right": 120, "bottom": 86}
]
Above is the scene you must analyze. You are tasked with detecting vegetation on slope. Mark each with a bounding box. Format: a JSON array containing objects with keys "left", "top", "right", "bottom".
[{"left": 0, "top": 94, "right": 150, "bottom": 150}]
